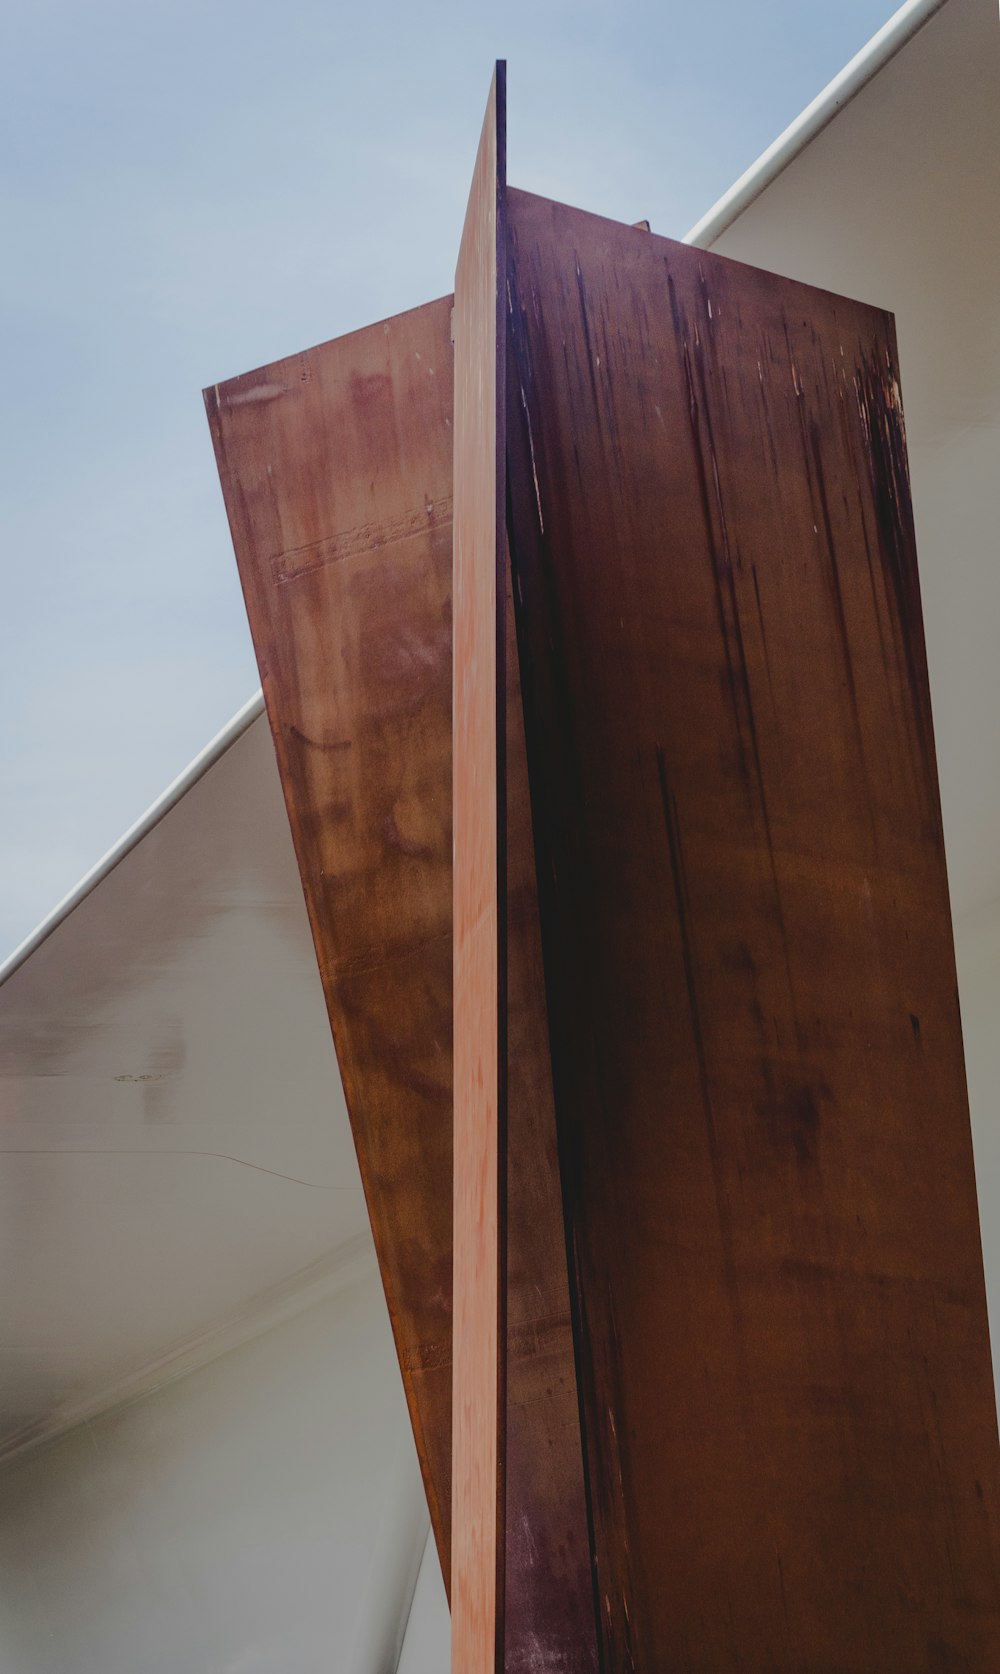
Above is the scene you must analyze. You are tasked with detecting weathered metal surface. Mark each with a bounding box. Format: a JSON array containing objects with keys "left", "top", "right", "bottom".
[
  {"left": 506, "top": 187, "right": 1000, "bottom": 1671},
  {"left": 503, "top": 546, "right": 599, "bottom": 1672},
  {"left": 205, "top": 301, "right": 456, "bottom": 1579},
  {"left": 452, "top": 61, "right": 506, "bottom": 1674},
  {"left": 207, "top": 136, "right": 595, "bottom": 1669},
  {"left": 207, "top": 100, "right": 1000, "bottom": 1673},
  {"left": 453, "top": 72, "right": 598, "bottom": 1672}
]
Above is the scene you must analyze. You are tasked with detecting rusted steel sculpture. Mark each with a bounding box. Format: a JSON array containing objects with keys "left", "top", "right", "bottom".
[{"left": 208, "top": 64, "right": 1000, "bottom": 1672}]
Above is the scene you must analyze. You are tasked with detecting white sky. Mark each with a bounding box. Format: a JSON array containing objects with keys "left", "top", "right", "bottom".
[{"left": 0, "top": 0, "right": 898, "bottom": 958}]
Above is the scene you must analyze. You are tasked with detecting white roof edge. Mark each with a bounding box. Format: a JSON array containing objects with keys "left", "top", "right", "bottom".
[
  {"left": 683, "top": 0, "right": 949, "bottom": 249},
  {"left": 0, "top": 689, "right": 266, "bottom": 990}
]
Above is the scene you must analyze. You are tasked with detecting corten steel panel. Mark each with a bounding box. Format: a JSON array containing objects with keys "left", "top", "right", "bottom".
[
  {"left": 207, "top": 189, "right": 595, "bottom": 1666},
  {"left": 503, "top": 547, "right": 599, "bottom": 1673},
  {"left": 505, "top": 189, "right": 1000, "bottom": 1670},
  {"left": 205, "top": 302, "right": 456, "bottom": 1578},
  {"left": 453, "top": 67, "right": 597, "bottom": 1673},
  {"left": 452, "top": 63, "right": 506, "bottom": 1673}
]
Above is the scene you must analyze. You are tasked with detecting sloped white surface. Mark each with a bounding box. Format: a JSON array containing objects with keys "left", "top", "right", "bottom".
[
  {"left": 397, "top": 1531, "right": 452, "bottom": 1674},
  {"left": 0, "top": 714, "right": 369, "bottom": 1456},
  {"left": 0, "top": 1271, "right": 435, "bottom": 1674}
]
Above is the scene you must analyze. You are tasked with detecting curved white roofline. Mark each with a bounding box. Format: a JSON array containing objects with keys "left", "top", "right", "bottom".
[
  {"left": 0, "top": 689, "right": 266, "bottom": 988},
  {"left": 684, "top": 0, "right": 949, "bottom": 248}
]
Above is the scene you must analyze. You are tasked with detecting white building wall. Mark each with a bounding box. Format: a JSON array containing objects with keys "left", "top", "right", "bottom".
[
  {"left": 956, "top": 908, "right": 1000, "bottom": 1394},
  {"left": 0, "top": 1263, "right": 449, "bottom": 1674}
]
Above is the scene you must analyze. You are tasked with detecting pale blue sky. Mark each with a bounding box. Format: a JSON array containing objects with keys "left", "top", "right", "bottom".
[{"left": 0, "top": 0, "right": 897, "bottom": 957}]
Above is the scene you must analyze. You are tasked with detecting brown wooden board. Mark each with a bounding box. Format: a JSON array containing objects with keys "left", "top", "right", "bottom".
[
  {"left": 505, "top": 188, "right": 1000, "bottom": 1671},
  {"left": 205, "top": 301, "right": 456, "bottom": 1581}
]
